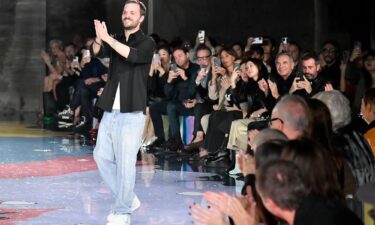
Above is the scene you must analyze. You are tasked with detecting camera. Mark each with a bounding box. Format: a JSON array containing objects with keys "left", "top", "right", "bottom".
[
  {"left": 252, "top": 37, "right": 263, "bottom": 44},
  {"left": 198, "top": 30, "right": 205, "bottom": 44},
  {"left": 281, "top": 37, "right": 288, "bottom": 44}
]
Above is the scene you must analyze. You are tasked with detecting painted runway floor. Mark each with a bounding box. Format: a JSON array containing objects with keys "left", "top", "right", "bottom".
[{"left": 0, "top": 121, "right": 241, "bottom": 225}]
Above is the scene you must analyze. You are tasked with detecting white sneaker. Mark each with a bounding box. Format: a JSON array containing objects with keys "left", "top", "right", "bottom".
[
  {"left": 106, "top": 196, "right": 140, "bottom": 224},
  {"left": 106, "top": 214, "right": 130, "bottom": 225},
  {"left": 131, "top": 196, "right": 141, "bottom": 211}
]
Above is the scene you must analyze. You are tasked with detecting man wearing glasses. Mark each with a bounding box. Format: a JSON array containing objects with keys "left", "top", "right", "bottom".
[
  {"left": 268, "top": 95, "right": 309, "bottom": 140},
  {"left": 183, "top": 45, "right": 216, "bottom": 154},
  {"left": 319, "top": 41, "right": 341, "bottom": 89}
]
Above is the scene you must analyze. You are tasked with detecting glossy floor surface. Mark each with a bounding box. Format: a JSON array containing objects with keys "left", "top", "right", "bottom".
[{"left": 0, "top": 120, "right": 241, "bottom": 225}]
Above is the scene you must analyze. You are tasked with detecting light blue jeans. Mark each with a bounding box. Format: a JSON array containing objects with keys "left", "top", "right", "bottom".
[{"left": 94, "top": 110, "right": 145, "bottom": 214}]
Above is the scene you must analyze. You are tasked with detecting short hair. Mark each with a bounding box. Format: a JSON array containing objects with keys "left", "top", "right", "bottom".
[
  {"left": 274, "top": 95, "right": 310, "bottom": 133},
  {"left": 252, "top": 128, "right": 288, "bottom": 150},
  {"left": 249, "top": 45, "right": 264, "bottom": 57},
  {"left": 125, "top": 0, "right": 146, "bottom": 16},
  {"left": 275, "top": 52, "right": 295, "bottom": 64},
  {"left": 195, "top": 44, "right": 212, "bottom": 57},
  {"left": 301, "top": 51, "right": 320, "bottom": 65},
  {"left": 255, "top": 139, "right": 285, "bottom": 168},
  {"left": 256, "top": 160, "right": 309, "bottom": 210},
  {"left": 172, "top": 46, "right": 189, "bottom": 54},
  {"left": 313, "top": 90, "right": 351, "bottom": 131},
  {"left": 363, "top": 88, "right": 375, "bottom": 114}
]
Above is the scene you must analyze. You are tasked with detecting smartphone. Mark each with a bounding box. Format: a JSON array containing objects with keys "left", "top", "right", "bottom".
[
  {"left": 353, "top": 41, "right": 361, "bottom": 51},
  {"left": 73, "top": 56, "right": 79, "bottom": 63},
  {"left": 82, "top": 49, "right": 91, "bottom": 58},
  {"left": 170, "top": 63, "right": 178, "bottom": 72},
  {"left": 281, "top": 37, "right": 288, "bottom": 44},
  {"left": 152, "top": 53, "right": 161, "bottom": 64},
  {"left": 252, "top": 37, "right": 263, "bottom": 44},
  {"left": 213, "top": 57, "right": 221, "bottom": 67},
  {"left": 233, "top": 62, "right": 240, "bottom": 71},
  {"left": 198, "top": 30, "right": 205, "bottom": 44}
]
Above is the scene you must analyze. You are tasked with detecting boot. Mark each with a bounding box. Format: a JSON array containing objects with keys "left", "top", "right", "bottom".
[{"left": 42, "top": 91, "right": 57, "bottom": 117}]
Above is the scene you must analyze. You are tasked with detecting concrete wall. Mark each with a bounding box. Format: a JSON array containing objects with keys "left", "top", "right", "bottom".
[{"left": 0, "top": 0, "right": 46, "bottom": 114}]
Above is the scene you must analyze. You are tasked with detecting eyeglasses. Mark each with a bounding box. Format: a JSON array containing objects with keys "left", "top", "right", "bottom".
[
  {"left": 268, "top": 117, "right": 284, "bottom": 127},
  {"left": 197, "top": 56, "right": 210, "bottom": 61}
]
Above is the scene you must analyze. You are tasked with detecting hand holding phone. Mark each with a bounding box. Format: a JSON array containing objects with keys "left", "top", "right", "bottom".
[
  {"left": 198, "top": 30, "right": 205, "bottom": 44},
  {"left": 252, "top": 37, "right": 263, "bottom": 44}
]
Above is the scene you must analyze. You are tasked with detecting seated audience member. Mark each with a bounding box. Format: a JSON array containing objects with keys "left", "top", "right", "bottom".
[
  {"left": 267, "top": 52, "right": 297, "bottom": 105},
  {"left": 313, "top": 90, "right": 375, "bottom": 186},
  {"left": 256, "top": 160, "right": 363, "bottom": 225},
  {"left": 269, "top": 94, "right": 310, "bottom": 140},
  {"left": 149, "top": 46, "right": 200, "bottom": 151},
  {"left": 289, "top": 52, "right": 329, "bottom": 97},
  {"left": 55, "top": 43, "right": 80, "bottom": 111},
  {"left": 41, "top": 39, "right": 66, "bottom": 116},
  {"left": 361, "top": 88, "right": 375, "bottom": 156},
  {"left": 183, "top": 44, "right": 216, "bottom": 153},
  {"left": 306, "top": 98, "right": 356, "bottom": 196},
  {"left": 58, "top": 47, "right": 107, "bottom": 129},
  {"left": 142, "top": 45, "right": 170, "bottom": 147}
]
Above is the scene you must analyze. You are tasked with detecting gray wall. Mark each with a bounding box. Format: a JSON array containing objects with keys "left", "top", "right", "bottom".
[
  {"left": 0, "top": 0, "right": 373, "bottom": 114},
  {"left": 0, "top": 0, "right": 46, "bottom": 114}
]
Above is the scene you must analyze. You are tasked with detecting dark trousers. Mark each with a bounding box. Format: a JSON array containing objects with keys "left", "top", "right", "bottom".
[
  {"left": 193, "top": 102, "right": 214, "bottom": 137},
  {"left": 80, "top": 82, "right": 105, "bottom": 125},
  {"left": 203, "top": 110, "right": 243, "bottom": 153},
  {"left": 167, "top": 101, "right": 194, "bottom": 139},
  {"left": 55, "top": 75, "right": 77, "bottom": 111},
  {"left": 149, "top": 100, "right": 169, "bottom": 140}
]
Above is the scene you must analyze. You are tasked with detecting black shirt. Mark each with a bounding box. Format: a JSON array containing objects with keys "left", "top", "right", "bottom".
[
  {"left": 295, "top": 194, "right": 363, "bottom": 225},
  {"left": 164, "top": 62, "right": 200, "bottom": 102},
  {"left": 95, "top": 30, "right": 156, "bottom": 113}
]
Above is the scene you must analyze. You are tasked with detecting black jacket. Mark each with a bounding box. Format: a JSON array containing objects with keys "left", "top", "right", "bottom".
[{"left": 95, "top": 30, "right": 156, "bottom": 113}]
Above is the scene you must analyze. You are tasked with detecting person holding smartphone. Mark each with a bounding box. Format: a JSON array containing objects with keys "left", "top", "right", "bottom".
[{"left": 148, "top": 46, "right": 200, "bottom": 152}]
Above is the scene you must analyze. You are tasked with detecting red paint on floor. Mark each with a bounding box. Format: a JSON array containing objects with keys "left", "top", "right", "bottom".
[
  {"left": 0, "top": 208, "right": 58, "bottom": 225},
  {"left": 0, "top": 156, "right": 97, "bottom": 178}
]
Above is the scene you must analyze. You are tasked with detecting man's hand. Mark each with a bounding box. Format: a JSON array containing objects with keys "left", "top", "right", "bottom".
[
  {"left": 84, "top": 77, "right": 99, "bottom": 85},
  {"left": 94, "top": 20, "right": 110, "bottom": 43},
  {"left": 196, "top": 68, "right": 208, "bottom": 84},
  {"left": 183, "top": 99, "right": 197, "bottom": 109},
  {"left": 167, "top": 70, "right": 179, "bottom": 83},
  {"left": 176, "top": 68, "right": 187, "bottom": 80},
  {"left": 40, "top": 50, "right": 51, "bottom": 64}
]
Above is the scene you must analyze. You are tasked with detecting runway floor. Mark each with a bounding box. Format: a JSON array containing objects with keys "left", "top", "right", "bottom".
[{"left": 0, "top": 118, "right": 241, "bottom": 225}]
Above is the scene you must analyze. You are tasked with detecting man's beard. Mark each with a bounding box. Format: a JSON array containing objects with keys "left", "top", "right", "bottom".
[{"left": 123, "top": 19, "right": 138, "bottom": 30}]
